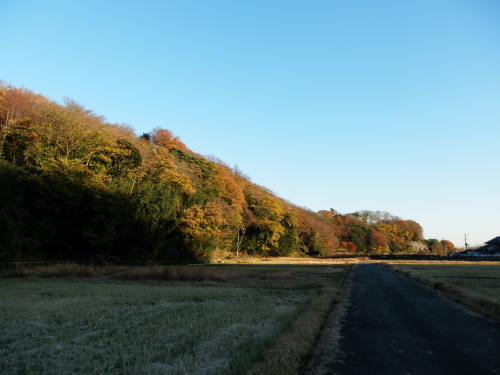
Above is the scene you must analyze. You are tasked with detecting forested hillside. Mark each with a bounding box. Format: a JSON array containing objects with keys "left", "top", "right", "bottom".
[{"left": 0, "top": 83, "right": 449, "bottom": 262}]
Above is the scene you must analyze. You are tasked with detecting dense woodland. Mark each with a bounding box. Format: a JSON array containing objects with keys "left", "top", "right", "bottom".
[{"left": 0, "top": 83, "right": 455, "bottom": 262}]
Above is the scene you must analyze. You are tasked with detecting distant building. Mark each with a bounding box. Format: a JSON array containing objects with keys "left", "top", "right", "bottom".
[
  {"left": 485, "top": 236, "right": 500, "bottom": 252},
  {"left": 449, "top": 236, "right": 500, "bottom": 258}
]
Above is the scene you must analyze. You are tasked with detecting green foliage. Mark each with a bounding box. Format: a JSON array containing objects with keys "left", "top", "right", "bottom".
[
  {"left": 300, "top": 229, "right": 327, "bottom": 255},
  {"left": 0, "top": 162, "right": 29, "bottom": 261},
  {"left": 0, "top": 161, "right": 151, "bottom": 262},
  {"left": 131, "top": 181, "right": 185, "bottom": 259},
  {"left": 169, "top": 148, "right": 225, "bottom": 204},
  {"left": 0, "top": 83, "right": 434, "bottom": 262},
  {"left": 345, "top": 223, "right": 374, "bottom": 253}
]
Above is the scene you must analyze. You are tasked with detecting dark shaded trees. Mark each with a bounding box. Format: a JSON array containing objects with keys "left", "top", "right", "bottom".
[{"left": 0, "top": 83, "right": 438, "bottom": 262}]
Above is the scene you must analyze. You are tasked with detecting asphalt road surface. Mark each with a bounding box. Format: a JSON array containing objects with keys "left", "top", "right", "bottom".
[{"left": 328, "top": 263, "right": 500, "bottom": 375}]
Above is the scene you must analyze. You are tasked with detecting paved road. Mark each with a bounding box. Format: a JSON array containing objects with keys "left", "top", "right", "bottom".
[{"left": 328, "top": 263, "right": 500, "bottom": 375}]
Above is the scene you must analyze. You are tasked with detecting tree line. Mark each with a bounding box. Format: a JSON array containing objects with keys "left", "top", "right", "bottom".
[{"left": 0, "top": 83, "right": 454, "bottom": 262}]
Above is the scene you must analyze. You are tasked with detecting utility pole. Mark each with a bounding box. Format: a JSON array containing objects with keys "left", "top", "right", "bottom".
[{"left": 464, "top": 234, "right": 469, "bottom": 251}]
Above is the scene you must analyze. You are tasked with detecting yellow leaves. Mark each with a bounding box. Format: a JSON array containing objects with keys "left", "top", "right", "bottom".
[
  {"left": 376, "top": 221, "right": 412, "bottom": 251},
  {"left": 181, "top": 203, "right": 227, "bottom": 238},
  {"left": 86, "top": 145, "right": 129, "bottom": 165},
  {"left": 242, "top": 183, "right": 298, "bottom": 253},
  {"left": 181, "top": 205, "right": 205, "bottom": 240},
  {"left": 38, "top": 157, "right": 110, "bottom": 189},
  {"left": 200, "top": 161, "right": 226, "bottom": 197},
  {"left": 245, "top": 184, "right": 284, "bottom": 222},
  {"left": 256, "top": 219, "right": 285, "bottom": 251},
  {"left": 180, "top": 202, "right": 228, "bottom": 258},
  {"left": 215, "top": 164, "right": 245, "bottom": 205},
  {"left": 149, "top": 150, "right": 196, "bottom": 195},
  {"left": 372, "top": 246, "right": 391, "bottom": 255},
  {"left": 204, "top": 201, "right": 227, "bottom": 227}
]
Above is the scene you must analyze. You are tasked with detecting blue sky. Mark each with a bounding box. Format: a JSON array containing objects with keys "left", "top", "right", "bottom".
[{"left": 2, "top": 0, "right": 499, "bottom": 247}]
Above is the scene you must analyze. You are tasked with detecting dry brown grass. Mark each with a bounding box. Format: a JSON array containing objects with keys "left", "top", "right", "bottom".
[
  {"left": 0, "top": 261, "right": 355, "bottom": 286},
  {"left": 1, "top": 263, "right": 242, "bottom": 282},
  {"left": 108, "top": 265, "right": 232, "bottom": 282},
  {"left": 228, "top": 256, "right": 367, "bottom": 265},
  {"left": 3, "top": 263, "right": 98, "bottom": 278},
  {"left": 384, "top": 262, "right": 500, "bottom": 320},
  {"left": 374, "top": 259, "right": 500, "bottom": 265},
  {"left": 246, "top": 270, "right": 351, "bottom": 375}
]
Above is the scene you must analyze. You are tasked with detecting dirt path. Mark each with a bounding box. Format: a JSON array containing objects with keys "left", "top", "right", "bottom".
[{"left": 327, "top": 263, "right": 500, "bottom": 375}]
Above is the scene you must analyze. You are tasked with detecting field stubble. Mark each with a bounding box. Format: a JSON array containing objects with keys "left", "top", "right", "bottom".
[
  {"left": 383, "top": 261, "right": 500, "bottom": 319},
  {"left": 0, "top": 263, "right": 351, "bottom": 374}
]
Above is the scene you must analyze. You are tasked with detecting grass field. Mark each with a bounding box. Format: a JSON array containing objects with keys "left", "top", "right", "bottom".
[
  {"left": 384, "top": 261, "right": 500, "bottom": 319},
  {"left": 0, "top": 264, "right": 350, "bottom": 375}
]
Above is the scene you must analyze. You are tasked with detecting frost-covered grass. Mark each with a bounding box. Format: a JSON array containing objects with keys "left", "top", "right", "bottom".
[
  {"left": 0, "top": 265, "right": 350, "bottom": 374},
  {"left": 385, "top": 262, "right": 500, "bottom": 319}
]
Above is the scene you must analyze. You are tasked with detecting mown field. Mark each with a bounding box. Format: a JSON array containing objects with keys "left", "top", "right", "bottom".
[
  {"left": 0, "top": 264, "right": 350, "bottom": 375},
  {"left": 385, "top": 261, "right": 500, "bottom": 319}
]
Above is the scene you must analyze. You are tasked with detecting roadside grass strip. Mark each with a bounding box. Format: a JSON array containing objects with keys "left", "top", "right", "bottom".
[
  {"left": 0, "top": 265, "right": 350, "bottom": 374},
  {"left": 385, "top": 262, "right": 500, "bottom": 319}
]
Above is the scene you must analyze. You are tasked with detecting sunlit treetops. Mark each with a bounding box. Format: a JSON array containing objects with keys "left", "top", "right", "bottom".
[{"left": 0, "top": 83, "right": 452, "bottom": 262}]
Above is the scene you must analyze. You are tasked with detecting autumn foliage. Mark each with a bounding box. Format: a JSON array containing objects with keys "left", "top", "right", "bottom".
[{"left": 0, "top": 83, "right": 446, "bottom": 262}]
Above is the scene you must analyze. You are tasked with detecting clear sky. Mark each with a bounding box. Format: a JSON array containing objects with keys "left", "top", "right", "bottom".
[{"left": 2, "top": 0, "right": 499, "bottom": 248}]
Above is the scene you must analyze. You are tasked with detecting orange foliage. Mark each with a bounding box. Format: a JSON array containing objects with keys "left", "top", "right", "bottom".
[
  {"left": 151, "top": 128, "right": 187, "bottom": 151},
  {"left": 296, "top": 207, "right": 340, "bottom": 253},
  {"left": 0, "top": 86, "right": 47, "bottom": 123},
  {"left": 372, "top": 229, "right": 388, "bottom": 247},
  {"left": 402, "top": 220, "right": 423, "bottom": 241},
  {"left": 216, "top": 164, "right": 245, "bottom": 205}
]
